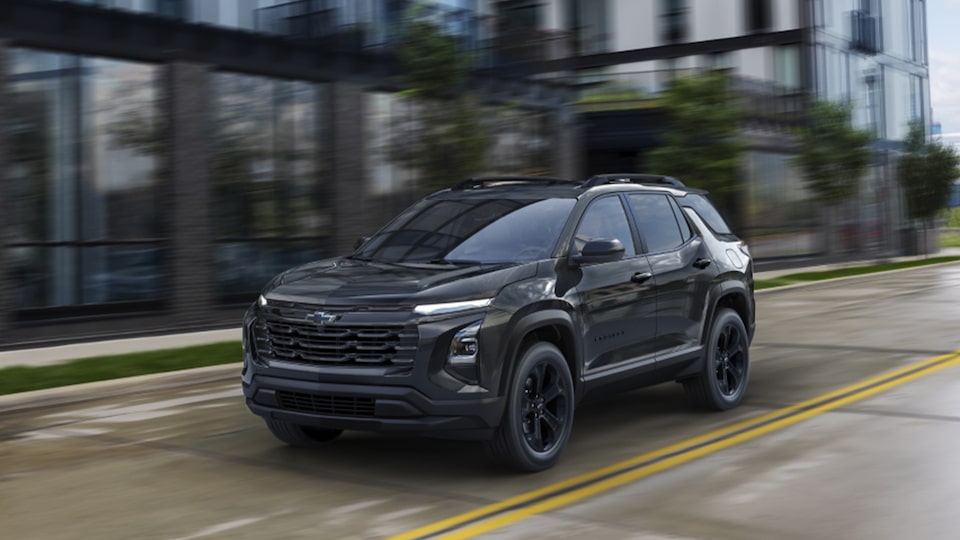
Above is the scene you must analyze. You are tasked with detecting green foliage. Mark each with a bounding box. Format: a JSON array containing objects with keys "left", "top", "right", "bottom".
[
  {"left": 792, "top": 100, "right": 872, "bottom": 205},
  {"left": 646, "top": 71, "right": 744, "bottom": 195},
  {"left": 946, "top": 207, "right": 960, "bottom": 228},
  {"left": 897, "top": 122, "right": 960, "bottom": 223},
  {"left": 0, "top": 342, "right": 240, "bottom": 395},
  {"left": 395, "top": 5, "right": 491, "bottom": 192}
]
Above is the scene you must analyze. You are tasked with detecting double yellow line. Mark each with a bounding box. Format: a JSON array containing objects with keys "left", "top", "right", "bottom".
[{"left": 390, "top": 349, "right": 960, "bottom": 540}]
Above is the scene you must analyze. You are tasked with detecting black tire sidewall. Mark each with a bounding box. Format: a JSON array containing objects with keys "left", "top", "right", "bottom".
[
  {"left": 502, "top": 342, "right": 574, "bottom": 471},
  {"left": 704, "top": 308, "right": 750, "bottom": 409}
]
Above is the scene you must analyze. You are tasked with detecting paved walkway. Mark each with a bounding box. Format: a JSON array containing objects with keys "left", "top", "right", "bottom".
[{"left": 2, "top": 248, "right": 958, "bottom": 370}]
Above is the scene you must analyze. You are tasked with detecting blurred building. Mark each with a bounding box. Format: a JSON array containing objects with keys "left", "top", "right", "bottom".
[
  {"left": 528, "top": 0, "right": 928, "bottom": 260},
  {"left": 0, "top": 1, "right": 932, "bottom": 344},
  {"left": 0, "top": 0, "right": 577, "bottom": 344}
]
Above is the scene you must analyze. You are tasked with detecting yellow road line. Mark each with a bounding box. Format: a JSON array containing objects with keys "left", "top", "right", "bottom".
[{"left": 390, "top": 350, "right": 960, "bottom": 540}]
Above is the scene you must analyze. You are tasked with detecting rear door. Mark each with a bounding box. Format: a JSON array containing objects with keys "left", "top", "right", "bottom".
[{"left": 625, "top": 193, "right": 717, "bottom": 372}]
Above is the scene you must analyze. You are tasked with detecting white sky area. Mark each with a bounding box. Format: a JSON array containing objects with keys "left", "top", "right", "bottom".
[{"left": 929, "top": 1, "right": 960, "bottom": 140}]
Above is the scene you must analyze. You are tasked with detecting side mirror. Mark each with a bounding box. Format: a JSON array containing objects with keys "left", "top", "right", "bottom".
[
  {"left": 570, "top": 238, "right": 626, "bottom": 266},
  {"left": 354, "top": 236, "right": 370, "bottom": 250}
]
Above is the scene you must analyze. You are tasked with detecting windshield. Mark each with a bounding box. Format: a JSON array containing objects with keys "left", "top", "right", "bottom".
[{"left": 354, "top": 197, "right": 576, "bottom": 264}]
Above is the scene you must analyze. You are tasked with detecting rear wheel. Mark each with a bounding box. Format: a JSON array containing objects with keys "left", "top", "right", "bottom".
[
  {"left": 684, "top": 308, "right": 749, "bottom": 410},
  {"left": 265, "top": 418, "right": 343, "bottom": 447},
  {"left": 486, "top": 342, "right": 574, "bottom": 472}
]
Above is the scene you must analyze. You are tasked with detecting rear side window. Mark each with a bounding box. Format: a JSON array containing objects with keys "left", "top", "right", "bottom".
[
  {"left": 627, "top": 193, "right": 686, "bottom": 253},
  {"left": 680, "top": 194, "right": 733, "bottom": 235},
  {"left": 668, "top": 196, "right": 692, "bottom": 242}
]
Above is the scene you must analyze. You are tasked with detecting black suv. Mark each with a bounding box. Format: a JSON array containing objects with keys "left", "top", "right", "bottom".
[{"left": 242, "top": 174, "right": 755, "bottom": 471}]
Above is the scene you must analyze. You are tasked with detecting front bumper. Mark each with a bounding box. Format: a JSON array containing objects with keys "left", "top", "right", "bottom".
[{"left": 243, "top": 374, "right": 504, "bottom": 440}]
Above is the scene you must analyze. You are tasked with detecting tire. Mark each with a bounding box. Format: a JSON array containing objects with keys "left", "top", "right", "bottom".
[
  {"left": 486, "top": 342, "right": 575, "bottom": 472},
  {"left": 264, "top": 418, "right": 343, "bottom": 447},
  {"left": 684, "top": 308, "right": 750, "bottom": 411}
]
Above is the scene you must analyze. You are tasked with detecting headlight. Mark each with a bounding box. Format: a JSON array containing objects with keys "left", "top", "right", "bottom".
[
  {"left": 414, "top": 298, "right": 492, "bottom": 316},
  {"left": 447, "top": 320, "right": 482, "bottom": 384}
]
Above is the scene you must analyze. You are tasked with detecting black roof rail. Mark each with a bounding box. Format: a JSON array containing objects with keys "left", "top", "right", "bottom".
[
  {"left": 581, "top": 173, "right": 686, "bottom": 189},
  {"left": 453, "top": 176, "right": 581, "bottom": 190}
]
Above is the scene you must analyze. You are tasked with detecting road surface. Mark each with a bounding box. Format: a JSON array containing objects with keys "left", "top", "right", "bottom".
[{"left": 3, "top": 263, "right": 960, "bottom": 539}]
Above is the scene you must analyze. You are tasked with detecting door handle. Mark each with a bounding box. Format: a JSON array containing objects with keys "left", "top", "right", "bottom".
[
  {"left": 693, "top": 258, "right": 712, "bottom": 269},
  {"left": 631, "top": 272, "right": 653, "bottom": 284}
]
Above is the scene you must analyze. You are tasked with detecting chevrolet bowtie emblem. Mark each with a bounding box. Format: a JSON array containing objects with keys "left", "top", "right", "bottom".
[{"left": 307, "top": 311, "right": 340, "bottom": 325}]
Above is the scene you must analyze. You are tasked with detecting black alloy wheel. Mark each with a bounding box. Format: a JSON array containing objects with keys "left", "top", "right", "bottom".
[
  {"left": 683, "top": 307, "right": 750, "bottom": 410},
  {"left": 520, "top": 361, "right": 570, "bottom": 453},
  {"left": 714, "top": 322, "right": 747, "bottom": 397},
  {"left": 486, "top": 342, "right": 575, "bottom": 472}
]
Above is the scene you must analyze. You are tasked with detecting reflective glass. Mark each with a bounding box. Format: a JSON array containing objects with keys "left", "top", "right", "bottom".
[
  {"left": 357, "top": 197, "right": 576, "bottom": 263},
  {"left": 7, "top": 49, "right": 162, "bottom": 308}
]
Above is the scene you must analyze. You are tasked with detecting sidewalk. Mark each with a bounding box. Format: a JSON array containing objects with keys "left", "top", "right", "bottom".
[{"left": 2, "top": 248, "right": 959, "bottom": 371}]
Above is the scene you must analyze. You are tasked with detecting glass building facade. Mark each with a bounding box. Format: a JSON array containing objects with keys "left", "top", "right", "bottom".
[{"left": 7, "top": 50, "right": 162, "bottom": 310}]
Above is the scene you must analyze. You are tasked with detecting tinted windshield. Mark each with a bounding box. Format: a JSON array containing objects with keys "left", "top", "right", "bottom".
[{"left": 355, "top": 197, "right": 576, "bottom": 264}]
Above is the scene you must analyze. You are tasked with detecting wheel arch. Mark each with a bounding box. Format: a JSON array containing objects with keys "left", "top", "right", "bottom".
[{"left": 499, "top": 308, "right": 583, "bottom": 401}]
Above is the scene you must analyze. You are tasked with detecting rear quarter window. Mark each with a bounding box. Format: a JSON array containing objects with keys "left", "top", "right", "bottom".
[{"left": 679, "top": 194, "right": 733, "bottom": 235}]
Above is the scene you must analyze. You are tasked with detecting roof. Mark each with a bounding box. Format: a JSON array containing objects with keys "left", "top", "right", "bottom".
[{"left": 429, "top": 174, "right": 704, "bottom": 200}]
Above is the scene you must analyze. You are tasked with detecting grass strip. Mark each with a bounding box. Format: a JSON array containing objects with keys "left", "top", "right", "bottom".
[
  {"left": 0, "top": 341, "right": 240, "bottom": 396},
  {"left": 941, "top": 232, "right": 960, "bottom": 248},
  {"left": 755, "top": 256, "right": 960, "bottom": 290}
]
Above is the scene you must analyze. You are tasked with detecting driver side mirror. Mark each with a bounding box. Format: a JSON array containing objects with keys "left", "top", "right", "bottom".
[
  {"left": 570, "top": 238, "right": 625, "bottom": 266},
  {"left": 354, "top": 236, "right": 370, "bottom": 250}
]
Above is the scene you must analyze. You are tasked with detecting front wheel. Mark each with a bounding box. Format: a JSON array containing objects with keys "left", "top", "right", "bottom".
[
  {"left": 486, "top": 342, "right": 575, "bottom": 472},
  {"left": 684, "top": 308, "right": 750, "bottom": 410}
]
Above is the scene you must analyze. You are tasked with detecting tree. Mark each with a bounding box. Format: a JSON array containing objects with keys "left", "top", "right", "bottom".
[
  {"left": 646, "top": 71, "right": 745, "bottom": 196},
  {"left": 393, "top": 5, "right": 491, "bottom": 193},
  {"left": 897, "top": 121, "right": 960, "bottom": 254},
  {"left": 792, "top": 100, "right": 872, "bottom": 254}
]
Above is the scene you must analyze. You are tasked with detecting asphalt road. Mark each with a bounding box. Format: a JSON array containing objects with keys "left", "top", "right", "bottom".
[{"left": 3, "top": 263, "right": 960, "bottom": 540}]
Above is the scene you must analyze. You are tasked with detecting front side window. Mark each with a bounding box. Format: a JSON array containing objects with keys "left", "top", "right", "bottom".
[
  {"left": 628, "top": 193, "right": 686, "bottom": 253},
  {"left": 572, "top": 196, "right": 637, "bottom": 257},
  {"left": 356, "top": 197, "right": 576, "bottom": 264}
]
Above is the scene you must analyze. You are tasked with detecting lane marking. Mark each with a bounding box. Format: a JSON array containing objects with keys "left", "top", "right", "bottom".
[{"left": 390, "top": 350, "right": 960, "bottom": 540}]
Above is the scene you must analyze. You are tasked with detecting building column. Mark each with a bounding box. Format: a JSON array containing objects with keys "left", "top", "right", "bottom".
[
  {"left": 166, "top": 60, "right": 214, "bottom": 321},
  {"left": 0, "top": 40, "right": 11, "bottom": 340},
  {"left": 328, "top": 82, "right": 375, "bottom": 256},
  {"left": 551, "top": 105, "right": 583, "bottom": 179}
]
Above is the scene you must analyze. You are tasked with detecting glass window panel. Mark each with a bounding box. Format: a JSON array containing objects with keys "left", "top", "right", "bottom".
[
  {"left": 627, "top": 194, "right": 684, "bottom": 253},
  {"left": 884, "top": 67, "right": 912, "bottom": 140},
  {"left": 574, "top": 196, "right": 636, "bottom": 256},
  {"left": 882, "top": 0, "right": 911, "bottom": 59},
  {"left": 81, "top": 245, "right": 164, "bottom": 303},
  {"left": 82, "top": 58, "right": 160, "bottom": 240}
]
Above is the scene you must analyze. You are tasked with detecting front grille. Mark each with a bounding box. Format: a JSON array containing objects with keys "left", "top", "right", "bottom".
[
  {"left": 277, "top": 391, "right": 375, "bottom": 417},
  {"left": 261, "top": 307, "right": 418, "bottom": 366}
]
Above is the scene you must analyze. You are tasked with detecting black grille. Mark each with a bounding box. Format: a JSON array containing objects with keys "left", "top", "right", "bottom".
[
  {"left": 277, "top": 391, "right": 375, "bottom": 417},
  {"left": 262, "top": 307, "right": 418, "bottom": 366}
]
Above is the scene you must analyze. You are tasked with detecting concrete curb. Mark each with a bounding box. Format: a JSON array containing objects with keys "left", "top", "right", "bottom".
[{"left": 0, "top": 363, "right": 241, "bottom": 414}]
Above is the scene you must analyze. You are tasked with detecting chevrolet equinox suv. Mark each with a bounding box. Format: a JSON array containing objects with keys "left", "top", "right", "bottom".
[{"left": 242, "top": 174, "right": 755, "bottom": 472}]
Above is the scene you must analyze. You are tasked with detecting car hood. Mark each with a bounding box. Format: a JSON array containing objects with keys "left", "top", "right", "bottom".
[{"left": 263, "top": 257, "right": 539, "bottom": 307}]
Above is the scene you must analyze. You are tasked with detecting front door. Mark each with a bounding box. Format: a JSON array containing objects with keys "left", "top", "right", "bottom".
[{"left": 571, "top": 195, "right": 659, "bottom": 380}]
